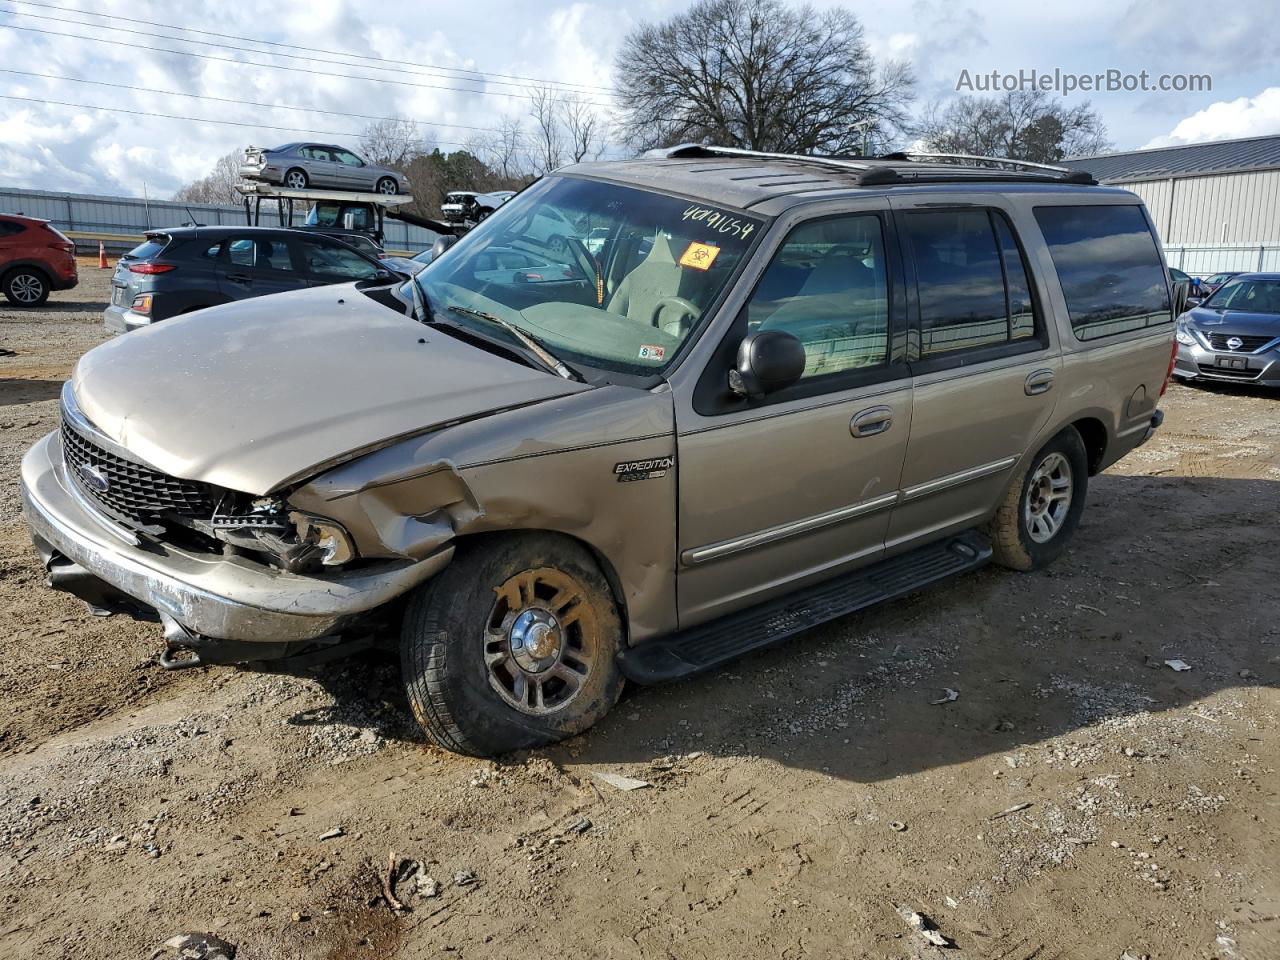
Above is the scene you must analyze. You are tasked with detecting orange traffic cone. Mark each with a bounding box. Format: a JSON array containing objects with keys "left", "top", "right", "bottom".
[{"left": 98, "top": 241, "right": 108, "bottom": 269}]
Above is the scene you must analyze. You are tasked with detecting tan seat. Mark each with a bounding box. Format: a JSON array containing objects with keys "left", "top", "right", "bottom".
[{"left": 607, "top": 235, "right": 687, "bottom": 333}]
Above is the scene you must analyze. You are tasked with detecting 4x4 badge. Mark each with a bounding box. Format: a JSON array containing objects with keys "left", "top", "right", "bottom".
[{"left": 614, "top": 456, "right": 674, "bottom": 483}]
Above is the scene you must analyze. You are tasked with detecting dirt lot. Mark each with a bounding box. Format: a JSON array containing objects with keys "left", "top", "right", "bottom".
[{"left": 1, "top": 263, "right": 1277, "bottom": 959}]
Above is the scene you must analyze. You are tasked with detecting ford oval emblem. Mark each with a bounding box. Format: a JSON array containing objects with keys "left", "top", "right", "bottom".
[
  {"left": 77, "top": 463, "right": 110, "bottom": 493},
  {"left": 1226, "top": 336, "right": 1244, "bottom": 351}
]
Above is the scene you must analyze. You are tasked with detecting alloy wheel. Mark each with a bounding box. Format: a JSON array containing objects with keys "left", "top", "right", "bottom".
[
  {"left": 482, "top": 567, "right": 598, "bottom": 716},
  {"left": 285, "top": 171, "right": 307, "bottom": 189},
  {"left": 1024, "top": 452, "right": 1073, "bottom": 543},
  {"left": 9, "top": 273, "right": 44, "bottom": 304}
]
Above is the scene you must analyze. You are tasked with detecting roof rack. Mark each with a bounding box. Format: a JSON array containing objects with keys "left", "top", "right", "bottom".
[{"left": 648, "top": 143, "right": 1097, "bottom": 186}]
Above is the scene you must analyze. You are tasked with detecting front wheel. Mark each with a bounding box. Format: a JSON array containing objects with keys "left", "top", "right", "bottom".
[
  {"left": 376, "top": 177, "right": 398, "bottom": 195},
  {"left": 985, "top": 427, "right": 1089, "bottom": 571},
  {"left": 401, "top": 534, "right": 625, "bottom": 756}
]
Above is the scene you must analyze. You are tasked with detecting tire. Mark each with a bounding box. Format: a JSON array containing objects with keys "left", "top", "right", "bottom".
[
  {"left": 376, "top": 177, "right": 398, "bottom": 195},
  {"left": 401, "top": 533, "right": 625, "bottom": 756},
  {"left": 984, "top": 427, "right": 1089, "bottom": 571},
  {"left": 2, "top": 267, "right": 50, "bottom": 306},
  {"left": 283, "top": 168, "right": 309, "bottom": 189}
]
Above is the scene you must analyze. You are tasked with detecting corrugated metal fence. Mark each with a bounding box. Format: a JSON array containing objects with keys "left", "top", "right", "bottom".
[
  {"left": 1164, "top": 244, "right": 1280, "bottom": 275},
  {"left": 0, "top": 186, "right": 441, "bottom": 254}
]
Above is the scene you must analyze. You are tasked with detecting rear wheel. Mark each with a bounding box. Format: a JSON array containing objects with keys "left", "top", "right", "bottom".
[
  {"left": 985, "top": 427, "right": 1089, "bottom": 571},
  {"left": 401, "top": 534, "right": 625, "bottom": 756},
  {"left": 283, "top": 168, "right": 309, "bottom": 189},
  {"left": 376, "top": 177, "right": 398, "bottom": 195},
  {"left": 2, "top": 267, "right": 49, "bottom": 306}
]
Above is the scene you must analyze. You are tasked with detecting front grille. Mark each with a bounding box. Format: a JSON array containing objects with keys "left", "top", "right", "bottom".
[
  {"left": 61, "top": 418, "right": 218, "bottom": 525},
  {"left": 1205, "top": 333, "right": 1274, "bottom": 352},
  {"left": 1197, "top": 363, "right": 1260, "bottom": 380}
]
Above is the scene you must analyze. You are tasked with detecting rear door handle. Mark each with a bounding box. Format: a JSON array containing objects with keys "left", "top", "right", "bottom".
[
  {"left": 850, "top": 405, "right": 894, "bottom": 438},
  {"left": 1024, "top": 369, "right": 1055, "bottom": 395},
  {"left": 225, "top": 272, "right": 252, "bottom": 284}
]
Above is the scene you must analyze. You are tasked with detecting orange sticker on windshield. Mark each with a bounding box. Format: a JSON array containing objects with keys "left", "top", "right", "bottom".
[{"left": 679, "top": 242, "right": 720, "bottom": 270}]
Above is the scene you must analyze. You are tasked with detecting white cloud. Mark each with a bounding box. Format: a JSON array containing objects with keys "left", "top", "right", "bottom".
[{"left": 1144, "top": 88, "right": 1280, "bottom": 148}]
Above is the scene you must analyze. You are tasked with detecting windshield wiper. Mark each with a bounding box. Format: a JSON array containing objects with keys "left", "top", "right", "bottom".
[{"left": 446, "top": 305, "right": 582, "bottom": 381}]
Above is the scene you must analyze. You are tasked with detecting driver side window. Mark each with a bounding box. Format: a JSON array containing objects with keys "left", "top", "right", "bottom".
[{"left": 745, "top": 215, "right": 890, "bottom": 380}]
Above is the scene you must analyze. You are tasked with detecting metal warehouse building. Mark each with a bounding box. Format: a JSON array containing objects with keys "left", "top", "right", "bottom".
[{"left": 1062, "top": 135, "right": 1280, "bottom": 275}]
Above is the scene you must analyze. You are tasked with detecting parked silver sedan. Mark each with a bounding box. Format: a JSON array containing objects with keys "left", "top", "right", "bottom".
[{"left": 239, "top": 143, "right": 410, "bottom": 194}]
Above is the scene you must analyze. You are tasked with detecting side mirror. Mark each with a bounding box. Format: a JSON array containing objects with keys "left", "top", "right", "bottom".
[
  {"left": 374, "top": 268, "right": 393, "bottom": 281},
  {"left": 730, "top": 330, "right": 806, "bottom": 399},
  {"left": 431, "top": 234, "right": 458, "bottom": 260}
]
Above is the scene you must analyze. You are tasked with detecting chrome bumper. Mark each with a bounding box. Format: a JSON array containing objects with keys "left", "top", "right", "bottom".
[{"left": 21, "top": 431, "right": 453, "bottom": 645}]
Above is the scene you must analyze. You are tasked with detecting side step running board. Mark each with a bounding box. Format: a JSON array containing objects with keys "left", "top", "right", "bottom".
[{"left": 619, "top": 531, "right": 992, "bottom": 684}]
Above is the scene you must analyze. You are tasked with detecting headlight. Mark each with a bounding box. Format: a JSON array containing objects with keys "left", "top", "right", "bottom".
[
  {"left": 290, "top": 512, "right": 355, "bottom": 567},
  {"left": 1175, "top": 321, "right": 1196, "bottom": 346},
  {"left": 207, "top": 498, "right": 356, "bottom": 571}
]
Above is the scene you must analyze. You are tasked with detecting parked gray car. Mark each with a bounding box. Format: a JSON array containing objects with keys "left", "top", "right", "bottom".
[
  {"left": 103, "top": 226, "right": 397, "bottom": 333},
  {"left": 1173, "top": 273, "right": 1280, "bottom": 386},
  {"left": 240, "top": 143, "right": 410, "bottom": 194},
  {"left": 23, "top": 147, "right": 1175, "bottom": 757}
]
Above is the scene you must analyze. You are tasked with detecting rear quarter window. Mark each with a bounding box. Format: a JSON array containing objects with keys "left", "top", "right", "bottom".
[{"left": 1034, "top": 205, "right": 1171, "bottom": 341}]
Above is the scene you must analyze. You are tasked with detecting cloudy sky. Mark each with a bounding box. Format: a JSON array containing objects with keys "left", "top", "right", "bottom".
[{"left": 1, "top": 0, "right": 1278, "bottom": 199}]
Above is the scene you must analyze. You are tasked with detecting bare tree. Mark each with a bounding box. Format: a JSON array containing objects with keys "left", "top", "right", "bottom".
[
  {"left": 561, "top": 95, "right": 604, "bottom": 163},
  {"left": 528, "top": 85, "right": 566, "bottom": 174},
  {"left": 917, "top": 90, "right": 1111, "bottom": 163},
  {"left": 469, "top": 115, "right": 528, "bottom": 179},
  {"left": 614, "top": 0, "right": 914, "bottom": 154},
  {"left": 358, "top": 118, "right": 430, "bottom": 168},
  {"left": 172, "top": 150, "right": 242, "bottom": 205}
]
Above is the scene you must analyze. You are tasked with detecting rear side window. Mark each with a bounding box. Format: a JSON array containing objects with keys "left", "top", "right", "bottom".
[
  {"left": 227, "top": 237, "right": 296, "bottom": 272},
  {"left": 127, "top": 237, "right": 169, "bottom": 259},
  {"left": 1034, "top": 205, "right": 1171, "bottom": 340},
  {"left": 0, "top": 221, "right": 25, "bottom": 237},
  {"left": 903, "top": 209, "right": 1040, "bottom": 358}
]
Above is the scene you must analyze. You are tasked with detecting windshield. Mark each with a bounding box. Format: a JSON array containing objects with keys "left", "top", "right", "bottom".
[
  {"left": 1203, "top": 278, "right": 1280, "bottom": 313},
  {"left": 406, "top": 176, "right": 764, "bottom": 377}
]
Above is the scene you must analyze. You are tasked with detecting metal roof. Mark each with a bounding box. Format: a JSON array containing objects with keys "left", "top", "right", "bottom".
[{"left": 1061, "top": 135, "right": 1280, "bottom": 183}]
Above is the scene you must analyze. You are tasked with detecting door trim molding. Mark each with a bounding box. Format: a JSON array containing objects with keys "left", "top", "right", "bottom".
[
  {"left": 681, "top": 492, "right": 900, "bottom": 566},
  {"left": 899, "top": 456, "right": 1018, "bottom": 503}
]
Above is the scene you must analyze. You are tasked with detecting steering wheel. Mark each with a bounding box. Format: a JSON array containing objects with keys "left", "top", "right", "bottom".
[{"left": 649, "top": 296, "right": 701, "bottom": 334}]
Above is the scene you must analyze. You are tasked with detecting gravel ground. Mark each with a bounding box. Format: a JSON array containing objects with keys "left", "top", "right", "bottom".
[{"left": 0, "top": 269, "right": 1277, "bottom": 959}]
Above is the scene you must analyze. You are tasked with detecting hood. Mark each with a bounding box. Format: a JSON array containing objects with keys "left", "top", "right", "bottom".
[
  {"left": 1186, "top": 306, "right": 1280, "bottom": 337},
  {"left": 73, "top": 285, "right": 590, "bottom": 495}
]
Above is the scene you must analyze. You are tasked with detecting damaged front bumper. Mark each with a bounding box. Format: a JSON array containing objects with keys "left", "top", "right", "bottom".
[{"left": 20, "top": 431, "right": 454, "bottom": 662}]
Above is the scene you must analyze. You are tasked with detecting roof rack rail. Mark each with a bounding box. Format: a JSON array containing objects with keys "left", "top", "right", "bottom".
[
  {"left": 648, "top": 143, "right": 1096, "bottom": 186},
  {"left": 881, "top": 151, "right": 1072, "bottom": 174}
]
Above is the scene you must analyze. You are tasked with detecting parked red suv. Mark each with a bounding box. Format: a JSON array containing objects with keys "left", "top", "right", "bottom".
[{"left": 0, "top": 214, "right": 78, "bottom": 306}]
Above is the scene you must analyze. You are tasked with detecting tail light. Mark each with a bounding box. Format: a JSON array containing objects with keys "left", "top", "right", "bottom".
[
  {"left": 128, "top": 262, "right": 177, "bottom": 275},
  {"left": 131, "top": 294, "right": 153, "bottom": 315},
  {"left": 1159, "top": 337, "right": 1177, "bottom": 396}
]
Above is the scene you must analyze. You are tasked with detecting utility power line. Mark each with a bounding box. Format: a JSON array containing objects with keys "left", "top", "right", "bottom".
[
  {"left": 3, "top": 0, "right": 614, "bottom": 96},
  {"left": 0, "top": 68, "right": 511, "bottom": 137},
  {"left": 0, "top": 94, "right": 476, "bottom": 148},
  {"left": 0, "top": 19, "right": 615, "bottom": 109}
]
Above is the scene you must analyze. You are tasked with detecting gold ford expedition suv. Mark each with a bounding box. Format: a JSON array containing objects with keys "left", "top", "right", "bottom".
[{"left": 21, "top": 147, "right": 1179, "bottom": 756}]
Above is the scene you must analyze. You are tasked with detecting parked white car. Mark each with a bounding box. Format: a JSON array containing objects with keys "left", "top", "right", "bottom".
[{"left": 441, "top": 190, "right": 517, "bottom": 225}]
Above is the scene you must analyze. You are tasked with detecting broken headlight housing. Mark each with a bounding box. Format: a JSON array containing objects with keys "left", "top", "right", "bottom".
[{"left": 205, "top": 497, "right": 355, "bottom": 572}]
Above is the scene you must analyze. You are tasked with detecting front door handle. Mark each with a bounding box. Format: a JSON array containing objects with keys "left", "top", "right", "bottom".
[
  {"left": 1024, "top": 369, "right": 1055, "bottom": 396},
  {"left": 851, "top": 405, "right": 894, "bottom": 438}
]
